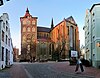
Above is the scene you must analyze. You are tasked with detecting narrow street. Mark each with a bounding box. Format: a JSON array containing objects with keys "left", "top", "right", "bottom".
[{"left": 0, "top": 62, "right": 100, "bottom": 78}]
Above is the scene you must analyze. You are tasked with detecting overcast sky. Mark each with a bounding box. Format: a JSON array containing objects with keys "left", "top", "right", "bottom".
[{"left": 0, "top": 0, "right": 100, "bottom": 52}]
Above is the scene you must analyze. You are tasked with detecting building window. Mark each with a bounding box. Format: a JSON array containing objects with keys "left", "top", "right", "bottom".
[
  {"left": 27, "top": 27, "right": 31, "bottom": 32},
  {"left": 93, "top": 19, "right": 95, "bottom": 22},
  {"left": 2, "top": 30, "right": 4, "bottom": 42},
  {"left": 44, "top": 34, "right": 46, "bottom": 38},
  {"left": 6, "top": 35, "right": 8, "bottom": 44},
  {"left": 49, "top": 44, "right": 51, "bottom": 55},
  {"left": 6, "top": 21, "right": 8, "bottom": 26},
  {"left": 32, "top": 27, "right": 35, "bottom": 32},
  {"left": 93, "top": 36, "right": 95, "bottom": 49},
  {"left": 47, "top": 34, "right": 49, "bottom": 38},
  {"left": 3, "top": 22, "right": 5, "bottom": 28},
  {"left": 67, "top": 26, "right": 69, "bottom": 35},
  {"left": 8, "top": 38, "right": 10, "bottom": 46},
  {"left": 39, "top": 33, "right": 41, "bottom": 38},
  {"left": 23, "top": 27, "right": 26, "bottom": 32},
  {"left": 22, "top": 35, "right": 26, "bottom": 43},
  {"left": 87, "top": 32, "right": 89, "bottom": 35},
  {"left": 6, "top": 26, "right": 8, "bottom": 32},
  {"left": 2, "top": 47, "right": 4, "bottom": 61},
  {"left": 93, "top": 13, "right": 94, "bottom": 16},
  {"left": 6, "top": 49, "right": 8, "bottom": 65}
]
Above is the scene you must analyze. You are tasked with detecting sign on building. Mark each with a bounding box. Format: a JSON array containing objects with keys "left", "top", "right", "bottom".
[{"left": 71, "top": 50, "right": 78, "bottom": 57}]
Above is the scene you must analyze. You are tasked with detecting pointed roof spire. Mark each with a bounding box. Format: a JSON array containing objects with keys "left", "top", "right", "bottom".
[
  {"left": 26, "top": 7, "right": 29, "bottom": 13},
  {"left": 24, "top": 8, "right": 30, "bottom": 17},
  {"left": 51, "top": 18, "right": 54, "bottom": 29}
]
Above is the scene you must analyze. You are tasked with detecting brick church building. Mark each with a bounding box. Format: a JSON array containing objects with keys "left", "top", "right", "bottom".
[{"left": 20, "top": 8, "right": 80, "bottom": 61}]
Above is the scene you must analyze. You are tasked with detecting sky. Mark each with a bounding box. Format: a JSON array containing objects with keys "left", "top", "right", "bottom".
[{"left": 0, "top": 0, "right": 100, "bottom": 52}]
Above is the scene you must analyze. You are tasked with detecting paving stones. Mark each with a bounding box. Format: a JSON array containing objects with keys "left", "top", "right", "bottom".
[
  {"left": 23, "top": 63, "right": 95, "bottom": 78},
  {"left": 0, "top": 62, "right": 99, "bottom": 78}
]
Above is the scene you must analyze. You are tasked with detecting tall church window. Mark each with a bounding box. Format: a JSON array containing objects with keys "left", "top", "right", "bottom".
[
  {"left": 69, "top": 26, "right": 74, "bottom": 48},
  {"left": 67, "top": 26, "right": 69, "bottom": 35}
]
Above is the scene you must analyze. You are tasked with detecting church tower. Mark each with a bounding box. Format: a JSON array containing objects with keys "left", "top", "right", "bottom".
[{"left": 20, "top": 8, "right": 38, "bottom": 61}]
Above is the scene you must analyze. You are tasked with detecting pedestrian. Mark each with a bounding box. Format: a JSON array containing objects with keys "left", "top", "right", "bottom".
[{"left": 75, "top": 56, "right": 84, "bottom": 72}]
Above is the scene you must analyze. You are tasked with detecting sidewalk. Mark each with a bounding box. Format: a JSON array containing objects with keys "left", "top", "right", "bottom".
[{"left": 0, "top": 63, "right": 29, "bottom": 78}]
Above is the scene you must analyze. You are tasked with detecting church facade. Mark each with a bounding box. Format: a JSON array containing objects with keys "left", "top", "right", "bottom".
[{"left": 20, "top": 8, "right": 80, "bottom": 61}]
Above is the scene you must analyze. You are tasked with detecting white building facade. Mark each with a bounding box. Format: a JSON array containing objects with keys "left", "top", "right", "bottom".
[
  {"left": 0, "top": 13, "right": 13, "bottom": 69},
  {"left": 84, "top": 3, "right": 100, "bottom": 68}
]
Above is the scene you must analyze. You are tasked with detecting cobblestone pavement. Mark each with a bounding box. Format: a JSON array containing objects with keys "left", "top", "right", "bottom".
[
  {"left": 0, "top": 62, "right": 100, "bottom": 78},
  {"left": 51, "top": 62, "right": 100, "bottom": 78},
  {"left": 23, "top": 62, "right": 96, "bottom": 78},
  {"left": 9, "top": 64, "right": 29, "bottom": 78}
]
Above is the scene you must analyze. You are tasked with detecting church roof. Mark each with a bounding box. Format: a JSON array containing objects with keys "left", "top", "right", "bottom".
[
  {"left": 65, "top": 16, "right": 77, "bottom": 25},
  {"left": 37, "top": 26, "right": 51, "bottom": 33}
]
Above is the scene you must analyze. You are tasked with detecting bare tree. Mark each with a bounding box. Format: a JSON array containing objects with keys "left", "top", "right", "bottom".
[{"left": 21, "top": 34, "right": 36, "bottom": 62}]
